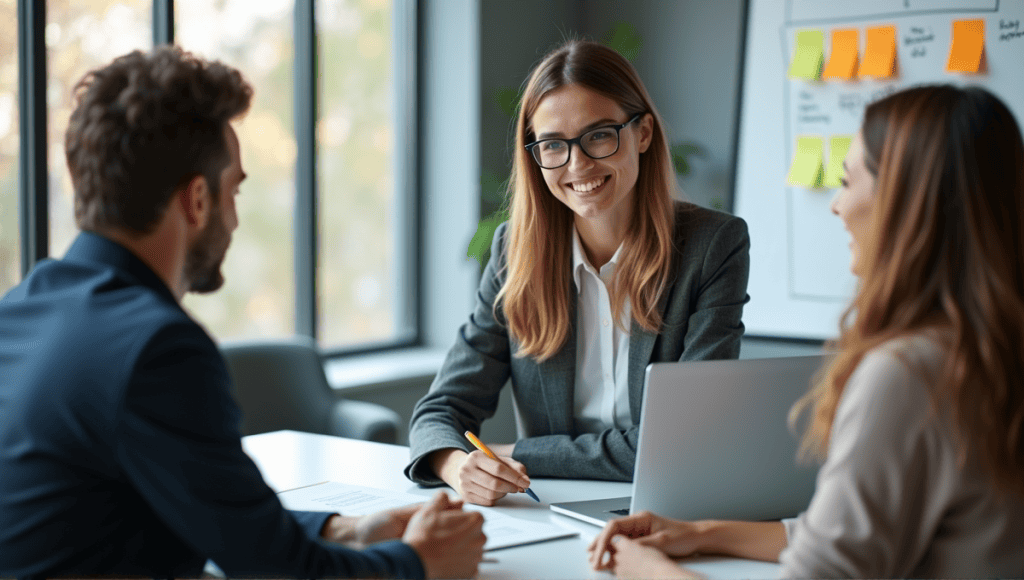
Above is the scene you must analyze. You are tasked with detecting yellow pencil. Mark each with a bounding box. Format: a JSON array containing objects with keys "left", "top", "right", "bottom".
[{"left": 464, "top": 430, "right": 541, "bottom": 502}]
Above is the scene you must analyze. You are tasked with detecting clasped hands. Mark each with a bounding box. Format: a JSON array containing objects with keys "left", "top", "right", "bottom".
[
  {"left": 587, "top": 510, "right": 707, "bottom": 579},
  {"left": 321, "top": 491, "right": 486, "bottom": 579}
]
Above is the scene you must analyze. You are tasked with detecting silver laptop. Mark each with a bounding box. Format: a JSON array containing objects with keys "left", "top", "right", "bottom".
[{"left": 550, "top": 355, "right": 829, "bottom": 526}]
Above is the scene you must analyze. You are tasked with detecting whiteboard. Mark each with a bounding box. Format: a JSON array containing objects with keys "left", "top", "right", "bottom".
[{"left": 733, "top": 0, "right": 1024, "bottom": 339}]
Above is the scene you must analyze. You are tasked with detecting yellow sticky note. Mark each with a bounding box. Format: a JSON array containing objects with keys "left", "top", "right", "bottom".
[
  {"left": 859, "top": 25, "right": 897, "bottom": 78},
  {"left": 946, "top": 19, "right": 985, "bottom": 73},
  {"left": 823, "top": 136, "right": 853, "bottom": 188},
  {"left": 789, "top": 30, "right": 825, "bottom": 80},
  {"left": 787, "top": 137, "right": 824, "bottom": 188},
  {"left": 823, "top": 29, "right": 859, "bottom": 80}
]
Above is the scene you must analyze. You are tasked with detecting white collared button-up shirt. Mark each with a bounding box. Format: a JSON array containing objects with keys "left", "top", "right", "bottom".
[{"left": 571, "top": 227, "right": 633, "bottom": 434}]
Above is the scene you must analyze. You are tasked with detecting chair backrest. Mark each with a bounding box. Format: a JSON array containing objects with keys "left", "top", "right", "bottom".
[{"left": 219, "top": 335, "right": 332, "bottom": 436}]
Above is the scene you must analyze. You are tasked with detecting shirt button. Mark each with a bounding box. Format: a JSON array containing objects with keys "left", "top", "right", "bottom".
[{"left": 602, "top": 319, "right": 610, "bottom": 327}]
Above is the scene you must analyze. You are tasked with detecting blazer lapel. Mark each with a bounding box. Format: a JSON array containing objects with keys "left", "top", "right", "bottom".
[
  {"left": 537, "top": 288, "right": 577, "bottom": 435},
  {"left": 627, "top": 245, "right": 683, "bottom": 424}
]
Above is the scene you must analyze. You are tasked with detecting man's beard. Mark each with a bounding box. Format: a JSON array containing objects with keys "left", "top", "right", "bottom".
[{"left": 184, "top": 203, "right": 230, "bottom": 294}]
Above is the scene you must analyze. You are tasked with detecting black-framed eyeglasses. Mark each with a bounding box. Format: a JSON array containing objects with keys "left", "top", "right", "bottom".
[{"left": 524, "top": 113, "right": 644, "bottom": 169}]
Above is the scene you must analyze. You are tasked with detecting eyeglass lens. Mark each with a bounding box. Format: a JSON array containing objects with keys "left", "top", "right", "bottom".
[{"left": 533, "top": 126, "right": 620, "bottom": 168}]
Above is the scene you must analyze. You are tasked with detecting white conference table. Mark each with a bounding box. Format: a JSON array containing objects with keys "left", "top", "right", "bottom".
[{"left": 242, "top": 430, "right": 781, "bottom": 579}]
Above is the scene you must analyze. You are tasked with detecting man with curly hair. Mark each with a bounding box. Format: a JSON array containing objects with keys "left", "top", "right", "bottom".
[{"left": 0, "top": 46, "right": 484, "bottom": 579}]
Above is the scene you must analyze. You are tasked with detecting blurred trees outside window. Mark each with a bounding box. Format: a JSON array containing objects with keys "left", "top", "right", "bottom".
[
  {"left": 317, "top": 0, "right": 407, "bottom": 349},
  {"left": 47, "top": 0, "right": 151, "bottom": 260},
  {"left": 178, "top": 0, "right": 297, "bottom": 340},
  {"left": 7, "top": 0, "right": 411, "bottom": 350},
  {"left": 0, "top": 0, "right": 18, "bottom": 294}
]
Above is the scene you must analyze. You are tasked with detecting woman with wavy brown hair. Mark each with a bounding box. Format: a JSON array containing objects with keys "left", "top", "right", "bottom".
[
  {"left": 404, "top": 40, "right": 751, "bottom": 505},
  {"left": 589, "top": 84, "right": 1024, "bottom": 578}
]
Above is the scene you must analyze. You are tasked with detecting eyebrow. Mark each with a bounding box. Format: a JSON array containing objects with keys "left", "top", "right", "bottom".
[{"left": 537, "top": 118, "right": 620, "bottom": 140}]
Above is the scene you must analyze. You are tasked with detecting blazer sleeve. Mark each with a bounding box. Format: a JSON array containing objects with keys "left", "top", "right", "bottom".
[
  {"left": 116, "top": 321, "right": 425, "bottom": 579},
  {"left": 405, "top": 223, "right": 513, "bottom": 486},
  {"left": 678, "top": 214, "right": 750, "bottom": 362}
]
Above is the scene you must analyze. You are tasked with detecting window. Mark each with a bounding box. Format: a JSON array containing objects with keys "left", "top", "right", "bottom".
[
  {"left": 316, "top": 0, "right": 415, "bottom": 349},
  {"left": 0, "top": 0, "right": 17, "bottom": 294},
  {"left": 177, "top": 0, "right": 296, "bottom": 340},
  {"left": 46, "top": 0, "right": 150, "bottom": 259},
  {"left": 12, "top": 1, "right": 418, "bottom": 353}
]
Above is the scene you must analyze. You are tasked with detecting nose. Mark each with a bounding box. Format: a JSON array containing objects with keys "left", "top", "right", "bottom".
[
  {"left": 566, "top": 142, "right": 594, "bottom": 172},
  {"left": 829, "top": 189, "right": 842, "bottom": 216}
]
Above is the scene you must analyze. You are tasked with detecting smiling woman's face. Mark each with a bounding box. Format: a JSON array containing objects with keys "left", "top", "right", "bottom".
[
  {"left": 529, "top": 83, "right": 652, "bottom": 226},
  {"left": 830, "top": 131, "right": 877, "bottom": 277}
]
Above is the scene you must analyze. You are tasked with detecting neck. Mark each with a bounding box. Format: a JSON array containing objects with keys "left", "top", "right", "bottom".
[
  {"left": 575, "top": 212, "right": 630, "bottom": 270},
  {"left": 97, "top": 214, "right": 189, "bottom": 302}
]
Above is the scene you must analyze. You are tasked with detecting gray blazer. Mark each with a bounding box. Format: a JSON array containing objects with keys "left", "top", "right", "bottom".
[{"left": 405, "top": 202, "right": 750, "bottom": 485}]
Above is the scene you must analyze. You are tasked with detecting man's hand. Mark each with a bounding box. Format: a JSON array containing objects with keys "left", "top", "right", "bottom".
[
  {"left": 321, "top": 503, "right": 423, "bottom": 548},
  {"left": 402, "top": 491, "right": 486, "bottom": 579},
  {"left": 429, "top": 448, "right": 530, "bottom": 506}
]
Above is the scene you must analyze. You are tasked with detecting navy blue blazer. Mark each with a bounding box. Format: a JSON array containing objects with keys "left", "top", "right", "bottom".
[{"left": 0, "top": 232, "right": 424, "bottom": 579}]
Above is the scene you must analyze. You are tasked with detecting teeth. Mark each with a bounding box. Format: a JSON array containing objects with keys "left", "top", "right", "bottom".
[{"left": 571, "top": 177, "right": 606, "bottom": 192}]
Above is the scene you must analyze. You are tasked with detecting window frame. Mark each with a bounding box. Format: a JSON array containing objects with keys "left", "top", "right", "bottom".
[{"left": 14, "top": 0, "right": 421, "bottom": 357}]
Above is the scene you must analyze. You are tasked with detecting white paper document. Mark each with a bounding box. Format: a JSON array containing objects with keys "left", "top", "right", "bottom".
[{"left": 278, "top": 481, "right": 577, "bottom": 551}]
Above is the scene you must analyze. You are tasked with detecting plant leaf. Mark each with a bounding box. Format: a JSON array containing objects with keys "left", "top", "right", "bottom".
[
  {"left": 605, "top": 22, "right": 642, "bottom": 62},
  {"left": 671, "top": 141, "right": 705, "bottom": 176},
  {"left": 494, "top": 87, "right": 520, "bottom": 118}
]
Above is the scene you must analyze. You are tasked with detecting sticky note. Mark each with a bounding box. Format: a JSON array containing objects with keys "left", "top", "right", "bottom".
[
  {"left": 787, "top": 137, "right": 824, "bottom": 188},
  {"left": 859, "top": 25, "right": 897, "bottom": 78},
  {"left": 789, "top": 30, "right": 825, "bottom": 80},
  {"left": 946, "top": 19, "right": 985, "bottom": 73},
  {"left": 823, "top": 29, "right": 859, "bottom": 80},
  {"left": 823, "top": 136, "right": 853, "bottom": 188}
]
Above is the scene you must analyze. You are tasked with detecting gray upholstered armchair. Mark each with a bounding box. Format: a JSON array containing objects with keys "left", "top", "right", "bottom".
[{"left": 219, "top": 336, "right": 401, "bottom": 444}]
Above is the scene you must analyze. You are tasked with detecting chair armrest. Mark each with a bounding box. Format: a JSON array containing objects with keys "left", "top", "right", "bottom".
[{"left": 329, "top": 399, "right": 402, "bottom": 444}]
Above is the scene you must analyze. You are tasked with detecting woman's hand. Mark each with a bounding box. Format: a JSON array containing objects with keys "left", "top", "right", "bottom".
[
  {"left": 588, "top": 511, "right": 708, "bottom": 569},
  {"left": 430, "top": 448, "right": 531, "bottom": 506},
  {"left": 602, "top": 535, "right": 700, "bottom": 579}
]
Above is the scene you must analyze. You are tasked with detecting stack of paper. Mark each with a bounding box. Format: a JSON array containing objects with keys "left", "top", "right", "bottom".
[{"left": 279, "top": 481, "right": 578, "bottom": 551}]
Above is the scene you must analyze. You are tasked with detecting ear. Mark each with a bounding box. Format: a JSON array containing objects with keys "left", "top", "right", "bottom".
[
  {"left": 637, "top": 113, "right": 654, "bottom": 154},
  {"left": 179, "top": 174, "right": 212, "bottom": 231}
]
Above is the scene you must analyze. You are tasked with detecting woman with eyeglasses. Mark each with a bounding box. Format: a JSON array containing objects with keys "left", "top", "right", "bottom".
[
  {"left": 588, "top": 85, "right": 1024, "bottom": 578},
  {"left": 403, "top": 40, "right": 751, "bottom": 506}
]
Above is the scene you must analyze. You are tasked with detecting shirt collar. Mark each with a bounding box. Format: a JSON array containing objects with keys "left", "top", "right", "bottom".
[{"left": 63, "top": 231, "right": 179, "bottom": 306}]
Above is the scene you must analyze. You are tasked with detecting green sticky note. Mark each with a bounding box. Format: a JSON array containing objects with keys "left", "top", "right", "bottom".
[
  {"left": 823, "top": 136, "right": 853, "bottom": 188},
  {"left": 788, "top": 30, "right": 825, "bottom": 80},
  {"left": 787, "top": 136, "right": 824, "bottom": 187}
]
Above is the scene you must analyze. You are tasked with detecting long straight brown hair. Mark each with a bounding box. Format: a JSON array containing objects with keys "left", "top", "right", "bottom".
[
  {"left": 793, "top": 85, "right": 1024, "bottom": 495},
  {"left": 496, "top": 40, "right": 676, "bottom": 361}
]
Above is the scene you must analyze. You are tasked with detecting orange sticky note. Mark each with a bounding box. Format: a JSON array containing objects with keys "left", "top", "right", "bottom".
[
  {"left": 859, "top": 25, "right": 897, "bottom": 78},
  {"left": 823, "top": 29, "right": 859, "bottom": 80},
  {"left": 946, "top": 19, "right": 985, "bottom": 73}
]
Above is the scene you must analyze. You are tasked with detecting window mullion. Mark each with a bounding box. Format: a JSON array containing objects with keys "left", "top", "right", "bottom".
[
  {"left": 294, "top": 0, "right": 317, "bottom": 339},
  {"left": 17, "top": 0, "right": 47, "bottom": 275},
  {"left": 153, "top": 0, "right": 173, "bottom": 46}
]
